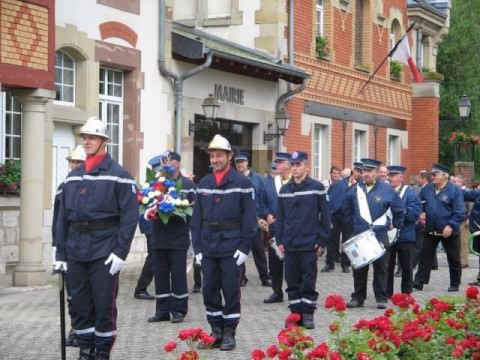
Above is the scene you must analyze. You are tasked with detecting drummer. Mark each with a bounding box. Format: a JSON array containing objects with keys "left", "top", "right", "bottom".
[
  {"left": 385, "top": 165, "right": 421, "bottom": 297},
  {"left": 343, "top": 158, "right": 404, "bottom": 309}
]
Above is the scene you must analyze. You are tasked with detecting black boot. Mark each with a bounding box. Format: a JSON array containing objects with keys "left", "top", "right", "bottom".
[
  {"left": 220, "top": 328, "right": 236, "bottom": 351},
  {"left": 77, "top": 347, "right": 95, "bottom": 360},
  {"left": 198, "top": 325, "right": 222, "bottom": 349},
  {"left": 66, "top": 328, "right": 79, "bottom": 347},
  {"left": 95, "top": 351, "right": 110, "bottom": 360}
]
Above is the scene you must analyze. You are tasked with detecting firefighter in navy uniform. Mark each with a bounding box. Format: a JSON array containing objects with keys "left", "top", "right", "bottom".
[
  {"left": 52, "top": 145, "right": 86, "bottom": 347},
  {"left": 463, "top": 184, "right": 480, "bottom": 286},
  {"left": 385, "top": 165, "right": 421, "bottom": 297},
  {"left": 276, "top": 151, "right": 330, "bottom": 329},
  {"left": 191, "top": 134, "right": 257, "bottom": 351},
  {"left": 145, "top": 151, "right": 196, "bottom": 324},
  {"left": 413, "top": 163, "right": 465, "bottom": 292},
  {"left": 344, "top": 158, "right": 404, "bottom": 309},
  {"left": 54, "top": 117, "right": 138, "bottom": 360}
]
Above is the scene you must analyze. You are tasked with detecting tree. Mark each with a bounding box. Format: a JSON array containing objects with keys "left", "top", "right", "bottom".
[{"left": 437, "top": 0, "right": 480, "bottom": 172}]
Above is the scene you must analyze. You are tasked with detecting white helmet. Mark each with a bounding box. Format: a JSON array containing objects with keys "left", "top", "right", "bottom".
[
  {"left": 80, "top": 117, "right": 110, "bottom": 140},
  {"left": 66, "top": 145, "right": 86, "bottom": 161},
  {"left": 207, "top": 134, "right": 231, "bottom": 152}
]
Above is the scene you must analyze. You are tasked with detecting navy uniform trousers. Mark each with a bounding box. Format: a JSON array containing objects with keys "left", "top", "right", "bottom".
[
  {"left": 68, "top": 258, "right": 118, "bottom": 353},
  {"left": 285, "top": 251, "right": 318, "bottom": 314},
  {"left": 268, "top": 235, "right": 284, "bottom": 296},
  {"left": 152, "top": 249, "right": 188, "bottom": 316},
  {"left": 202, "top": 255, "right": 241, "bottom": 329},
  {"left": 325, "top": 212, "right": 351, "bottom": 268},
  {"left": 387, "top": 242, "right": 415, "bottom": 296},
  {"left": 414, "top": 233, "right": 461, "bottom": 287},
  {"left": 134, "top": 234, "right": 154, "bottom": 294}
]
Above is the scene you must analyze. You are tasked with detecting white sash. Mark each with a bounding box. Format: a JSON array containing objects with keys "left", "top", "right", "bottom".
[
  {"left": 356, "top": 185, "right": 387, "bottom": 226},
  {"left": 274, "top": 175, "right": 283, "bottom": 194}
]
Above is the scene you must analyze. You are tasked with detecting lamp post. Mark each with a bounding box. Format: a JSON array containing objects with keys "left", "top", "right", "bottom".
[
  {"left": 264, "top": 111, "right": 290, "bottom": 151},
  {"left": 189, "top": 94, "right": 221, "bottom": 135},
  {"left": 458, "top": 94, "right": 472, "bottom": 121}
]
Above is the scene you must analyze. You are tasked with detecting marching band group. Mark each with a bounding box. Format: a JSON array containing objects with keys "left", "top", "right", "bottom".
[{"left": 53, "top": 124, "right": 480, "bottom": 359}]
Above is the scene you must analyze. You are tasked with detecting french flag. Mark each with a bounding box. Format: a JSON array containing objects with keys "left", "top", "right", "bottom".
[{"left": 391, "top": 34, "right": 424, "bottom": 83}]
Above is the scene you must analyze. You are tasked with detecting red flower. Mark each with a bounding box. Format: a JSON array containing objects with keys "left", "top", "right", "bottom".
[
  {"left": 309, "top": 342, "right": 329, "bottom": 357},
  {"left": 199, "top": 332, "right": 216, "bottom": 346},
  {"left": 356, "top": 353, "right": 371, "bottom": 360},
  {"left": 445, "top": 337, "right": 457, "bottom": 345},
  {"left": 163, "top": 341, "right": 177, "bottom": 353},
  {"left": 466, "top": 286, "right": 479, "bottom": 300},
  {"left": 179, "top": 350, "right": 199, "bottom": 360},
  {"left": 251, "top": 349, "right": 266, "bottom": 360},
  {"left": 265, "top": 345, "right": 279, "bottom": 357},
  {"left": 452, "top": 346, "right": 465, "bottom": 357},
  {"left": 285, "top": 312, "right": 302, "bottom": 325},
  {"left": 329, "top": 352, "right": 342, "bottom": 360},
  {"left": 278, "top": 348, "right": 292, "bottom": 360},
  {"left": 384, "top": 308, "right": 394, "bottom": 317},
  {"left": 325, "top": 294, "right": 347, "bottom": 312},
  {"left": 329, "top": 322, "right": 340, "bottom": 333},
  {"left": 391, "top": 293, "right": 415, "bottom": 308}
]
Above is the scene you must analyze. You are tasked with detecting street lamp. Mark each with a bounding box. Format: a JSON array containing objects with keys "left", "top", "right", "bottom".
[
  {"left": 458, "top": 94, "right": 471, "bottom": 121},
  {"left": 189, "top": 94, "right": 221, "bottom": 135},
  {"left": 264, "top": 111, "right": 290, "bottom": 142}
]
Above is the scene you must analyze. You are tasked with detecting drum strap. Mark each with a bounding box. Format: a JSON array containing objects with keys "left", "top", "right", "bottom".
[{"left": 357, "top": 186, "right": 387, "bottom": 226}]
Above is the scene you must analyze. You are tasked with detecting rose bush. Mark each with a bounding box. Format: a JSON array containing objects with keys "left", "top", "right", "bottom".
[
  {"left": 163, "top": 327, "right": 215, "bottom": 359},
  {"left": 251, "top": 289, "right": 480, "bottom": 359}
]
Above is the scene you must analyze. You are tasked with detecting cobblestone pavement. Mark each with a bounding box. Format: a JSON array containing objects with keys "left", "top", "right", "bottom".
[{"left": 1, "top": 253, "right": 479, "bottom": 360}]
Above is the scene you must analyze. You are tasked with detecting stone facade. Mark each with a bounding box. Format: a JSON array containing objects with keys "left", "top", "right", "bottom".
[{"left": 0, "top": 197, "right": 19, "bottom": 287}]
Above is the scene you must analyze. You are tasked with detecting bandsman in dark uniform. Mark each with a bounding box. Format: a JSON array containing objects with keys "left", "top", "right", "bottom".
[
  {"left": 145, "top": 151, "right": 196, "bottom": 323},
  {"left": 386, "top": 165, "right": 421, "bottom": 297},
  {"left": 413, "top": 163, "right": 465, "bottom": 292},
  {"left": 344, "top": 159, "right": 404, "bottom": 309},
  {"left": 276, "top": 151, "right": 330, "bottom": 329},
  {"left": 463, "top": 184, "right": 480, "bottom": 286},
  {"left": 263, "top": 152, "right": 292, "bottom": 304},
  {"left": 234, "top": 151, "right": 270, "bottom": 287},
  {"left": 191, "top": 134, "right": 257, "bottom": 351},
  {"left": 54, "top": 117, "right": 138, "bottom": 360}
]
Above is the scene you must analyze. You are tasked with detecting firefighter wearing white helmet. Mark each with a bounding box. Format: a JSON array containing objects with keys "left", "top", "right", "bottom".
[
  {"left": 54, "top": 116, "right": 138, "bottom": 360},
  {"left": 191, "top": 134, "right": 257, "bottom": 351},
  {"left": 66, "top": 145, "right": 86, "bottom": 162}
]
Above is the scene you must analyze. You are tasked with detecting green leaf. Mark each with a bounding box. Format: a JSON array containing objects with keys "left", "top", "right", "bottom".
[{"left": 159, "top": 212, "right": 170, "bottom": 225}]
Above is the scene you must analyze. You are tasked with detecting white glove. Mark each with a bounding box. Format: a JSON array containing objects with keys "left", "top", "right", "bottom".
[
  {"left": 54, "top": 261, "right": 68, "bottom": 272},
  {"left": 233, "top": 250, "right": 248, "bottom": 266},
  {"left": 104, "top": 253, "right": 125, "bottom": 275},
  {"left": 195, "top": 253, "right": 203, "bottom": 266},
  {"left": 52, "top": 246, "right": 57, "bottom": 264}
]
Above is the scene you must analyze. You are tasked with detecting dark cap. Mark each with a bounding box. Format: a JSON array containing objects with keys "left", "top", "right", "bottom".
[
  {"left": 274, "top": 152, "right": 291, "bottom": 162},
  {"left": 360, "top": 158, "right": 381, "bottom": 170},
  {"left": 167, "top": 151, "right": 181, "bottom": 162},
  {"left": 353, "top": 162, "right": 364, "bottom": 171},
  {"left": 431, "top": 163, "right": 450, "bottom": 176},
  {"left": 234, "top": 151, "right": 249, "bottom": 162},
  {"left": 387, "top": 165, "right": 406, "bottom": 174},
  {"left": 289, "top": 151, "right": 308, "bottom": 163}
]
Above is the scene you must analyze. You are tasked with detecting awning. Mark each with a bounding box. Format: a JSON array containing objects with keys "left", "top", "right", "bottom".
[{"left": 172, "top": 22, "right": 309, "bottom": 84}]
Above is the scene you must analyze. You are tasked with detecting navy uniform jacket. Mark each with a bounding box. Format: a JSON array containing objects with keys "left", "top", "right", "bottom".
[
  {"left": 263, "top": 175, "right": 279, "bottom": 234},
  {"left": 247, "top": 169, "right": 268, "bottom": 218},
  {"left": 396, "top": 185, "right": 422, "bottom": 243},
  {"left": 343, "top": 181, "right": 404, "bottom": 244},
  {"left": 150, "top": 175, "right": 197, "bottom": 250},
  {"left": 276, "top": 176, "right": 331, "bottom": 251},
  {"left": 328, "top": 177, "right": 350, "bottom": 215},
  {"left": 55, "top": 154, "right": 139, "bottom": 262},
  {"left": 420, "top": 182, "right": 465, "bottom": 235},
  {"left": 51, "top": 183, "right": 63, "bottom": 246},
  {"left": 463, "top": 189, "right": 480, "bottom": 233},
  {"left": 191, "top": 169, "right": 257, "bottom": 258}
]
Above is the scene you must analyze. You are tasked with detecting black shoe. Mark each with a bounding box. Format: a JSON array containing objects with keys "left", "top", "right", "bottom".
[
  {"left": 448, "top": 285, "right": 459, "bottom": 292},
  {"left": 77, "top": 347, "right": 95, "bottom": 360},
  {"left": 376, "top": 301, "right": 388, "bottom": 309},
  {"left": 468, "top": 280, "right": 480, "bottom": 286},
  {"left": 261, "top": 279, "right": 272, "bottom": 287},
  {"left": 301, "top": 313, "right": 315, "bottom": 329},
  {"left": 341, "top": 265, "right": 350, "bottom": 273},
  {"left": 412, "top": 282, "right": 423, "bottom": 291},
  {"left": 263, "top": 292, "right": 283, "bottom": 304},
  {"left": 134, "top": 291, "right": 155, "bottom": 300},
  {"left": 198, "top": 326, "right": 223, "bottom": 349},
  {"left": 346, "top": 298, "right": 364, "bottom": 308},
  {"left": 171, "top": 312, "right": 185, "bottom": 323},
  {"left": 147, "top": 313, "right": 170, "bottom": 322},
  {"left": 240, "top": 277, "right": 248, "bottom": 287},
  {"left": 220, "top": 328, "right": 236, "bottom": 351},
  {"left": 321, "top": 265, "right": 334, "bottom": 273},
  {"left": 94, "top": 351, "right": 110, "bottom": 360}
]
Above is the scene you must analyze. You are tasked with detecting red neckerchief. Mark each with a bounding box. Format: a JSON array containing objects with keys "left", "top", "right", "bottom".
[
  {"left": 85, "top": 154, "right": 106, "bottom": 173},
  {"left": 214, "top": 167, "right": 230, "bottom": 186}
]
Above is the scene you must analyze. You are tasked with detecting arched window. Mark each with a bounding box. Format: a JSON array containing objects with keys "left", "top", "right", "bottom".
[
  {"left": 390, "top": 19, "right": 401, "bottom": 51},
  {"left": 55, "top": 50, "right": 75, "bottom": 104}
]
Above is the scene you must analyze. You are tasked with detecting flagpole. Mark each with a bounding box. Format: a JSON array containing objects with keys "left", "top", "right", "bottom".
[{"left": 358, "top": 22, "right": 416, "bottom": 94}]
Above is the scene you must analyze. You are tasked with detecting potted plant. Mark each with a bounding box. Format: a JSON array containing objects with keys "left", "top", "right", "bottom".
[
  {"left": 0, "top": 161, "right": 21, "bottom": 195},
  {"left": 390, "top": 60, "right": 402, "bottom": 80},
  {"left": 315, "top": 35, "right": 330, "bottom": 60}
]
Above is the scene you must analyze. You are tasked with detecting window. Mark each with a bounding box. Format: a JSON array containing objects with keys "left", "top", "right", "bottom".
[
  {"left": 390, "top": 19, "right": 401, "bottom": 51},
  {"left": 207, "top": 0, "right": 231, "bottom": 18},
  {"left": 316, "top": 0, "right": 324, "bottom": 36},
  {"left": 99, "top": 67, "right": 123, "bottom": 162},
  {"left": 55, "top": 51, "right": 75, "bottom": 104},
  {"left": 354, "top": 0, "right": 364, "bottom": 66},
  {"left": 313, "top": 124, "right": 329, "bottom": 180},
  {"left": 0, "top": 92, "right": 22, "bottom": 161},
  {"left": 353, "top": 129, "right": 367, "bottom": 162},
  {"left": 388, "top": 135, "right": 400, "bottom": 165}
]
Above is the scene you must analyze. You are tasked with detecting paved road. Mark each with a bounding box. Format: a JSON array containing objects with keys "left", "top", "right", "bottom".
[{"left": 0, "top": 253, "right": 478, "bottom": 360}]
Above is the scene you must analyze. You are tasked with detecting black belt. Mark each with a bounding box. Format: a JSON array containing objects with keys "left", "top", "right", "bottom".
[
  {"left": 427, "top": 231, "right": 444, "bottom": 237},
  {"left": 203, "top": 221, "right": 240, "bottom": 232},
  {"left": 71, "top": 219, "right": 119, "bottom": 232}
]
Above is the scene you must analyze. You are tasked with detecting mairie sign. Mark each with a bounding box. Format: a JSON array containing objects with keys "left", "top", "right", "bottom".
[{"left": 214, "top": 84, "right": 245, "bottom": 105}]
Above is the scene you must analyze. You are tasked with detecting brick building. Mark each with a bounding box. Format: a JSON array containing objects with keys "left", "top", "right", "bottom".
[{"left": 282, "top": 0, "right": 450, "bottom": 181}]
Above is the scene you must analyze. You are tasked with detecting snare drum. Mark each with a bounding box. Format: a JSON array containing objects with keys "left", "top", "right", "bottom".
[{"left": 342, "top": 230, "right": 386, "bottom": 269}]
